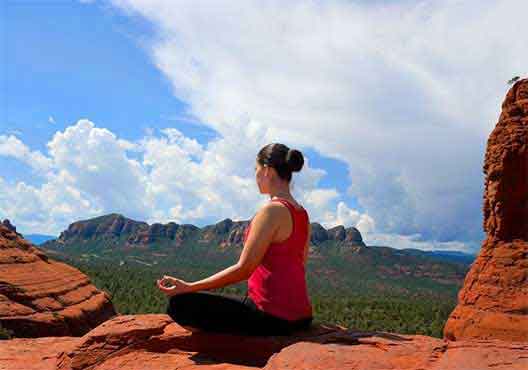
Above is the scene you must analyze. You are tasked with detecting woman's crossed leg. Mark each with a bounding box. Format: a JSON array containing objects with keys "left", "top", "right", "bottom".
[{"left": 166, "top": 291, "right": 310, "bottom": 336}]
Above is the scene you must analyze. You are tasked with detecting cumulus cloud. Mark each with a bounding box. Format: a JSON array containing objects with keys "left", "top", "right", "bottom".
[
  {"left": 46, "top": 120, "right": 149, "bottom": 219},
  {"left": 106, "top": 0, "right": 527, "bottom": 252},
  {"left": 1, "top": 119, "right": 359, "bottom": 236},
  {"left": 0, "top": 135, "right": 52, "bottom": 174}
]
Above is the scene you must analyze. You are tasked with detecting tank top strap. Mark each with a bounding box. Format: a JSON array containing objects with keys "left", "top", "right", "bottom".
[{"left": 269, "top": 198, "right": 299, "bottom": 245}]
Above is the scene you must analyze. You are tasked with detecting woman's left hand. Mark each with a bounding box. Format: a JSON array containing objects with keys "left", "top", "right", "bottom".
[{"left": 156, "top": 275, "right": 193, "bottom": 297}]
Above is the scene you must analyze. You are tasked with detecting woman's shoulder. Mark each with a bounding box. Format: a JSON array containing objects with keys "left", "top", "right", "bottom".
[
  {"left": 251, "top": 201, "right": 288, "bottom": 225},
  {"left": 252, "top": 199, "right": 307, "bottom": 224}
]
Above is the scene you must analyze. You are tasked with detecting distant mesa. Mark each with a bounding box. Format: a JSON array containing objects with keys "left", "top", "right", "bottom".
[
  {"left": 444, "top": 78, "right": 528, "bottom": 342},
  {"left": 0, "top": 219, "right": 117, "bottom": 338},
  {"left": 308, "top": 222, "right": 364, "bottom": 246},
  {"left": 42, "top": 213, "right": 367, "bottom": 251}
]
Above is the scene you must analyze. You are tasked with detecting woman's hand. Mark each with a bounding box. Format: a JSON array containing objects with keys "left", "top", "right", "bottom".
[{"left": 156, "top": 275, "right": 193, "bottom": 297}]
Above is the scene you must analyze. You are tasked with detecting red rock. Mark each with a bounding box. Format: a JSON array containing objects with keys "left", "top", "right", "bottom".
[
  {"left": 55, "top": 314, "right": 342, "bottom": 370},
  {"left": 1, "top": 314, "right": 526, "bottom": 370},
  {"left": 444, "top": 78, "right": 528, "bottom": 342},
  {"left": 0, "top": 336, "right": 81, "bottom": 370},
  {"left": 263, "top": 335, "right": 528, "bottom": 370},
  {"left": 0, "top": 223, "right": 117, "bottom": 338}
]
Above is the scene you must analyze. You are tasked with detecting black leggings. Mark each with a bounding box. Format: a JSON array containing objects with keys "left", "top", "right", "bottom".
[{"left": 166, "top": 291, "right": 313, "bottom": 336}]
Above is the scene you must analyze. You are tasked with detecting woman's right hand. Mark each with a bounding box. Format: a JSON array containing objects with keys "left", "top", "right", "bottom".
[{"left": 156, "top": 275, "right": 194, "bottom": 296}]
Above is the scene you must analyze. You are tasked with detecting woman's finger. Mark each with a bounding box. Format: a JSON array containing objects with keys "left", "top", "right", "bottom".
[
  {"left": 157, "top": 279, "right": 169, "bottom": 289},
  {"left": 158, "top": 283, "right": 174, "bottom": 293}
]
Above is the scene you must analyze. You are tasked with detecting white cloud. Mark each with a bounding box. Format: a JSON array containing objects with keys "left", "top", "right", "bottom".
[
  {"left": 1, "top": 119, "right": 349, "bottom": 237},
  {"left": 48, "top": 116, "right": 56, "bottom": 124},
  {"left": 317, "top": 200, "right": 375, "bottom": 235},
  {"left": 106, "top": 0, "right": 527, "bottom": 251},
  {"left": 46, "top": 119, "right": 149, "bottom": 219},
  {"left": 303, "top": 188, "right": 339, "bottom": 210},
  {"left": 0, "top": 173, "right": 101, "bottom": 235},
  {"left": 0, "top": 135, "right": 52, "bottom": 174}
]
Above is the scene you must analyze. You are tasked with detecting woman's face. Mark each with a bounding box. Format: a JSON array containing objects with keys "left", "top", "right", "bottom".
[{"left": 255, "top": 161, "right": 271, "bottom": 194}]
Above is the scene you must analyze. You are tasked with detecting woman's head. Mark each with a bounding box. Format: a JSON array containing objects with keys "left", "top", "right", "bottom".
[{"left": 255, "top": 143, "right": 304, "bottom": 194}]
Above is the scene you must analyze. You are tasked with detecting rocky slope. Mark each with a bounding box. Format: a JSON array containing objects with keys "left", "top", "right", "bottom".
[
  {"left": 444, "top": 78, "right": 528, "bottom": 342},
  {"left": 1, "top": 314, "right": 526, "bottom": 370},
  {"left": 0, "top": 220, "right": 117, "bottom": 338}
]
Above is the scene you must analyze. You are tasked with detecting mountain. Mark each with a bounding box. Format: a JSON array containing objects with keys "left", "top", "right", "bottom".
[
  {"left": 426, "top": 250, "right": 476, "bottom": 264},
  {"left": 400, "top": 248, "right": 476, "bottom": 265},
  {"left": 41, "top": 212, "right": 367, "bottom": 251}
]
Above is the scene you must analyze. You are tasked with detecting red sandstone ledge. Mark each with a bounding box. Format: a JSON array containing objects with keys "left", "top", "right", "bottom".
[{"left": 1, "top": 314, "right": 527, "bottom": 370}]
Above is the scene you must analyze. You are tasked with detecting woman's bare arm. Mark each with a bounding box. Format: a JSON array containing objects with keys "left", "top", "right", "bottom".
[
  {"left": 236, "top": 202, "right": 281, "bottom": 276},
  {"left": 188, "top": 263, "right": 249, "bottom": 292},
  {"left": 188, "top": 203, "right": 280, "bottom": 292}
]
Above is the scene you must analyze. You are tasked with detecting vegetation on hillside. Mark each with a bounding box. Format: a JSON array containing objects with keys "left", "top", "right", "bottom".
[{"left": 51, "top": 252, "right": 460, "bottom": 338}]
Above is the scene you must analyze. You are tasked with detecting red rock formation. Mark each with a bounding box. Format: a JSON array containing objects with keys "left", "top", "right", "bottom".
[
  {"left": 0, "top": 314, "right": 526, "bottom": 370},
  {"left": 0, "top": 221, "right": 117, "bottom": 338},
  {"left": 444, "top": 78, "right": 528, "bottom": 342}
]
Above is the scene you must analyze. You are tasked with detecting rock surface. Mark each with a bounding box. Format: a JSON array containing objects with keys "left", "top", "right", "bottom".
[
  {"left": 1, "top": 314, "right": 526, "bottom": 370},
  {"left": 444, "top": 78, "right": 528, "bottom": 342},
  {"left": 0, "top": 222, "right": 117, "bottom": 338}
]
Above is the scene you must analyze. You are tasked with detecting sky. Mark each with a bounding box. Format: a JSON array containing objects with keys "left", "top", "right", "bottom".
[{"left": 1, "top": 0, "right": 526, "bottom": 253}]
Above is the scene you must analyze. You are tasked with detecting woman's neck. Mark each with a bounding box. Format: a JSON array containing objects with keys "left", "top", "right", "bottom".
[{"left": 269, "top": 190, "right": 292, "bottom": 200}]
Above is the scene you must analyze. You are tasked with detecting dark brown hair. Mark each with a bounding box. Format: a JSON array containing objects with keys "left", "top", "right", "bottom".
[{"left": 257, "top": 143, "right": 304, "bottom": 182}]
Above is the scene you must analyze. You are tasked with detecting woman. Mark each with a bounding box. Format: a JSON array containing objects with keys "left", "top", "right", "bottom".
[{"left": 156, "top": 143, "right": 313, "bottom": 336}]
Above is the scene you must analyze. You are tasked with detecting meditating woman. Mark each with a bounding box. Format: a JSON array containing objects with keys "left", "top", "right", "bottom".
[{"left": 156, "top": 142, "right": 313, "bottom": 336}]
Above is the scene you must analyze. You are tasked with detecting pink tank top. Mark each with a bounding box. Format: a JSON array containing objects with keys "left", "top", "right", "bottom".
[{"left": 244, "top": 198, "right": 313, "bottom": 321}]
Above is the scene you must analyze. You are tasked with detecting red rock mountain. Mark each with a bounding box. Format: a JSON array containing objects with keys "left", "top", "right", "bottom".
[
  {"left": 41, "top": 213, "right": 366, "bottom": 250},
  {"left": 0, "top": 220, "right": 117, "bottom": 338},
  {"left": 444, "top": 78, "right": 528, "bottom": 342}
]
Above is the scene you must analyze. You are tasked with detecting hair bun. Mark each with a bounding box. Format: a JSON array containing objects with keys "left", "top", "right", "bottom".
[{"left": 286, "top": 148, "right": 304, "bottom": 172}]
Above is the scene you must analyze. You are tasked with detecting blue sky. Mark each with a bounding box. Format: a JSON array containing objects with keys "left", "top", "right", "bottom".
[
  {"left": 3, "top": 1, "right": 207, "bottom": 179},
  {"left": 1, "top": 0, "right": 526, "bottom": 253},
  {"left": 3, "top": 1, "right": 349, "bottom": 195}
]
